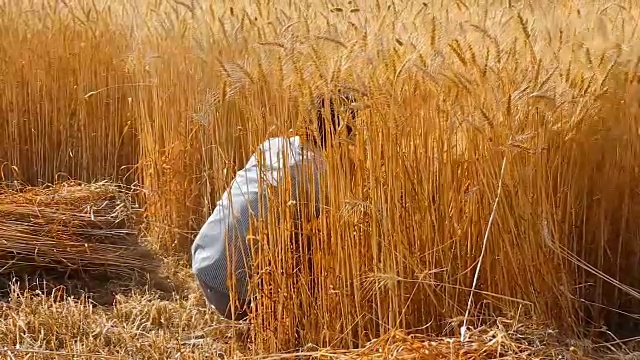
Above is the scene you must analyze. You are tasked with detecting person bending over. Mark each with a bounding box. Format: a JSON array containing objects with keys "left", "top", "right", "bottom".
[{"left": 191, "top": 91, "right": 358, "bottom": 321}]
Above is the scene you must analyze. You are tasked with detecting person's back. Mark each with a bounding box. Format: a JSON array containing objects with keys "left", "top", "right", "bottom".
[
  {"left": 191, "top": 91, "right": 358, "bottom": 321},
  {"left": 191, "top": 135, "right": 323, "bottom": 319}
]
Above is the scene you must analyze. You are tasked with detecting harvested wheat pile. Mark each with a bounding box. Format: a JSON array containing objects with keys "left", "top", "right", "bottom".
[{"left": 0, "top": 180, "right": 156, "bottom": 282}]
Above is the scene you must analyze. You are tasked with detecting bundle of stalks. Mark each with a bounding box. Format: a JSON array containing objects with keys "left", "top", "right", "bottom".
[
  {"left": 254, "top": 319, "right": 613, "bottom": 360},
  {"left": 0, "top": 180, "right": 156, "bottom": 282}
]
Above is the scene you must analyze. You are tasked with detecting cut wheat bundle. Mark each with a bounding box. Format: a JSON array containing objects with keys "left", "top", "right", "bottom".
[
  {"left": 0, "top": 180, "right": 156, "bottom": 281},
  {"left": 249, "top": 319, "right": 604, "bottom": 360}
]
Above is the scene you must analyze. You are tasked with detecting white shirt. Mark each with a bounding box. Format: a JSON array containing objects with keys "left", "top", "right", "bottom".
[{"left": 191, "top": 136, "right": 324, "bottom": 299}]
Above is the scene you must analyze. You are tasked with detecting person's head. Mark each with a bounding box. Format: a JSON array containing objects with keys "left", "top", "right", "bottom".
[{"left": 313, "top": 90, "right": 358, "bottom": 150}]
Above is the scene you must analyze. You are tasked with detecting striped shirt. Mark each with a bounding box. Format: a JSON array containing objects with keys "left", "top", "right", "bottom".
[{"left": 191, "top": 136, "right": 324, "bottom": 299}]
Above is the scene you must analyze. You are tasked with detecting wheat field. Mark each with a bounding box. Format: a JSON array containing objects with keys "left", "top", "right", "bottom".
[{"left": 1, "top": 0, "right": 640, "bottom": 358}]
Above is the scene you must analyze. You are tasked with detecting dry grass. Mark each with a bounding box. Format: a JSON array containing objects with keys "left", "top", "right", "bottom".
[
  {"left": 1, "top": 0, "right": 640, "bottom": 358},
  {"left": 0, "top": 284, "right": 249, "bottom": 359},
  {"left": 0, "top": 281, "right": 635, "bottom": 359}
]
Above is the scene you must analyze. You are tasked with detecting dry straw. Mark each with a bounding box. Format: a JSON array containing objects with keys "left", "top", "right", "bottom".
[
  {"left": 0, "top": 180, "right": 156, "bottom": 284},
  {"left": 245, "top": 320, "right": 597, "bottom": 360}
]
